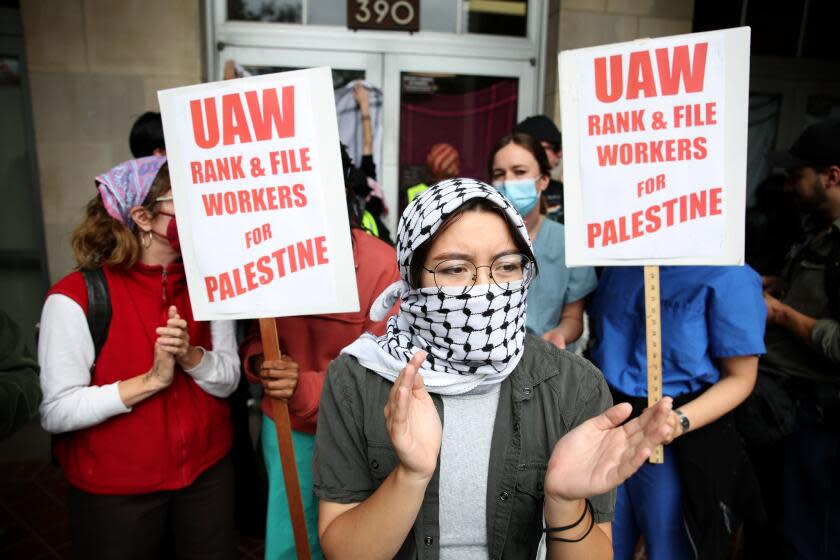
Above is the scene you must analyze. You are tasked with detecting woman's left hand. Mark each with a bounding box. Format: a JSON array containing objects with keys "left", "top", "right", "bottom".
[
  {"left": 542, "top": 328, "right": 567, "bottom": 349},
  {"left": 156, "top": 306, "right": 202, "bottom": 368},
  {"left": 544, "top": 398, "right": 674, "bottom": 502}
]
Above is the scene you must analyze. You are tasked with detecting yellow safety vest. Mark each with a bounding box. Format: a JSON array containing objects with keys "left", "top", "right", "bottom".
[
  {"left": 361, "top": 210, "right": 379, "bottom": 237},
  {"left": 407, "top": 183, "right": 429, "bottom": 204}
]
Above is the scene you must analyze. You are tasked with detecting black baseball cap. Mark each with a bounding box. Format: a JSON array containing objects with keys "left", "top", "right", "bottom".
[
  {"left": 514, "top": 115, "right": 562, "bottom": 147},
  {"left": 770, "top": 118, "right": 840, "bottom": 170}
]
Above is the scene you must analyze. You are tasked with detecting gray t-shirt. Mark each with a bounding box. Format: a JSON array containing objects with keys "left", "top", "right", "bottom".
[{"left": 439, "top": 385, "right": 501, "bottom": 559}]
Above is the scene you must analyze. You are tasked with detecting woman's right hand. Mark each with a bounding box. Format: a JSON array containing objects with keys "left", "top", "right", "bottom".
[
  {"left": 147, "top": 342, "right": 176, "bottom": 388},
  {"left": 384, "top": 351, "right": 442, "bottom": 481},
  {"left": 119, "top": 340, "right": 176, "bottom": 407}
]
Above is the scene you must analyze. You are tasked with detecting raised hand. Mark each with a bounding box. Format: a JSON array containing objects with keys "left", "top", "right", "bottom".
[
  {"left": 384, "top": 351, "right": 442, "bottom": 481},
  {"left": 156, "top": 306, "right": 190, "bottom": 358},
  {"left": 544, "top": 398, "right": 674, "bottom": 502},
  {"left": 156, "top": 306, "right": 202, "bottom": 369},
  {"left": 353, "top": 82, "right": 370, "bottom": 113}
]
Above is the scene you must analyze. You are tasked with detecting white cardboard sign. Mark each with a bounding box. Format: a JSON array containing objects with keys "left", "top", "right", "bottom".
[
  {"left": 158, "top": 67, "right": 360, "bottom": 320},
  {"left": 560, "top": 27, "right": 750, "bottom": 266}
]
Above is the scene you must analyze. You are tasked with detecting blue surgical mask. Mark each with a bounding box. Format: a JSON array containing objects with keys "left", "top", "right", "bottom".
[{"left": 494, "top": 178, "right": 539, "bottom": 217}]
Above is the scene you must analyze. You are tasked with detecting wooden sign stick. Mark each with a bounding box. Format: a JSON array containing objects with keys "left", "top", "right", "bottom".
[
  {"left": 643, "top": 266, "right": 665, "bottom": 464},
  {"left": 259, "top": 318, "right": 312, "bottom": 560}
]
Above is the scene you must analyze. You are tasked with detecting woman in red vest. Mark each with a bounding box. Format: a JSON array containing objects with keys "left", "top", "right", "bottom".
[{"left": 38, "top": 157, "right": 240, "bottom": 560}]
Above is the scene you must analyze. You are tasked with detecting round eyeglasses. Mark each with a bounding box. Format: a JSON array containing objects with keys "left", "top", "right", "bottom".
[{"left": 423, "top": 253, "right": 535, "bottom": 295}]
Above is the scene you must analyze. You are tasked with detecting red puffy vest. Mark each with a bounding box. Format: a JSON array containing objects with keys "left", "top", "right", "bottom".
[{"left": 48, "top": 262, "right": 232, "bottom": 494}]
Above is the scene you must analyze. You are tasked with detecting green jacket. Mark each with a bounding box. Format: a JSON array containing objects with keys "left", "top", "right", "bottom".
[
  {"left": 0, "top": 310, "right": 41, "bottom": 440},
  {"left": 313, "top": 335, "right": 615, "bottom": 559}
]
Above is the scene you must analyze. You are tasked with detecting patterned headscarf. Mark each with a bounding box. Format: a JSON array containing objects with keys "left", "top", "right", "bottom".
[
  {"left": 95, "top": 156, "right": 167, "bottom": 228},
  {"left": 343, "top": 178, "right": 532, "bottom": 395}
]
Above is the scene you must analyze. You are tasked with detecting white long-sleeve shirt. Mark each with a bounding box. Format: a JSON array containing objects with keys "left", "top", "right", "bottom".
[{"left": 38, "top": 294, "right": 240, "bottom": 434}]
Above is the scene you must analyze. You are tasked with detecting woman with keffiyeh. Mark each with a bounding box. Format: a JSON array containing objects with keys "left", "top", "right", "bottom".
[
  {"left": 38, "top": 157, "right": 240, "bottom": 559},
  {"left": 312, "top": 179, "right": 676, "bottom": 560}
]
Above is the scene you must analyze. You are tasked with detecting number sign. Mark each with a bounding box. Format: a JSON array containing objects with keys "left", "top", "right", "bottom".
[{"left": 348, "top": 0, "right": 419, "bottom": 32}]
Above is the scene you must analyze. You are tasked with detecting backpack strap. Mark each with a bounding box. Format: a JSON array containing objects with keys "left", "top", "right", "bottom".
[{"left": 81, "top": 267, "right": 112, "bottom": 363}]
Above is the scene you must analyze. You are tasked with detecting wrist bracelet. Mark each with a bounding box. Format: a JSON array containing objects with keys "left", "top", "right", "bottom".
[
  {"left": 546, "top": 499, "right": 595, "bottom": 543},
  {"left": 544, "top": 498, "right": 590, "bottom": 533}
]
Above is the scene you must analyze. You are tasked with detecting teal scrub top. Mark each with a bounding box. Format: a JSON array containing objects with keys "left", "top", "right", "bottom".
[{"left": 526, "top": 219, "right": 598, "bottom": 337}]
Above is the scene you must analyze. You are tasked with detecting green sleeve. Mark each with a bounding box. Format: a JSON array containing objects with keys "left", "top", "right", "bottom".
[
  {"left": 312, "top": 355, "right": 376, "bottom": 504},
  {"left": 0, "top": 310, "right": 41, "bottom": 440}
]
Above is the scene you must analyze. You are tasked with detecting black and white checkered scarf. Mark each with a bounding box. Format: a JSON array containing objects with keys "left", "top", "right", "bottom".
[{"left": 342, "top": 178, "right": 531, "bottom": 395}]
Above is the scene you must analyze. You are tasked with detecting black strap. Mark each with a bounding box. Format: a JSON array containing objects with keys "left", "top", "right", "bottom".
[{"left": 81, "top": 267, "right": 112, "bottom": 363}]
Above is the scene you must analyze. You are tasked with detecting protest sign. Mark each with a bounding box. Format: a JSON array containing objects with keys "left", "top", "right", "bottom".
[
  {"left": 560, "top": 27, "right": 750, "bottom": 266},
  {"left": 158, "top": 67, "right": 359, "bottom": 320}
]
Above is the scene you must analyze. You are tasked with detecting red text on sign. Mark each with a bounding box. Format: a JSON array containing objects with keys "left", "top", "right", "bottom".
[
  {"left": 269, "top": 148, "right": 311, "bottom": 175},
  {"left": 673, "top": 102, "right": 717, "bottom": 128},
  {"left": 201, "top": 184, "right": 307, "bottom": 217},
  {"left": 594, "top": 42, "right": 708, "bottom": 103},
  {"left": 191, "top": 156, "right": 246, "bottom": 184},
  {"left": 204, "top": 235, "right": 329, "bottom": 302},
  {"left": 637, "top": 174, "right": 666, "bottom": 198},
  {"left": 588, "top": 110, "right": 645, "bottom": 136},
  {"left": 245, "top": 223, "right": 272, "bottom": 248},
  {"left": 597, "top": 136, "right": 707, "bottom": 166},
  {"left": 586, "top": 187, "right": 723, "bottom": 248},
  {"left": 190, "top": 86, "right": 296, "bottom": 149}
]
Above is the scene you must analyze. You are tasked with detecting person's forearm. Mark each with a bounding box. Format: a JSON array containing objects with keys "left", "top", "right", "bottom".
[
  {"left": 184, "top": 320, "right": 241, "bottom": 397},
  {"left": 544, "top": 497, "right": 612, "bottom": 559},
  {"left": 320, "top": 465, "right": 428, "bottom": 560},
  {"left": 118, "top": 368, "right": 170, "bottom": 407},
  {"left": 677, "top": 356, "right": 757, "bottom": 433},
  {"left": 556, "top": 300, "right": 585, "bottom": 344},
  {"left": 555, "top": 317, "right": 583, "bottom": 344},
  {"left": 777, "top": 303, "right": 818, "bottom": 347},
  {"left": 362, "top": 117, "right": 373, "bottom": 155},
  {"left": 177, "top": 346, "right": 204, "bottom": 370}
]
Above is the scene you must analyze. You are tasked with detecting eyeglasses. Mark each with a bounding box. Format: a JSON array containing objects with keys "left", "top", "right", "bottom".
[{"left": 423, "top": 253, "right": 535, "bottom": 295}]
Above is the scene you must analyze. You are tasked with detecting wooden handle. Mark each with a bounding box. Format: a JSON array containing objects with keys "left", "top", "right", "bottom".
[
  {"left": 643, "top": 266, "right": 664, "bottom": 464},
  {"left": 259, "top": 318, "right": 311, "bottom": 559}
]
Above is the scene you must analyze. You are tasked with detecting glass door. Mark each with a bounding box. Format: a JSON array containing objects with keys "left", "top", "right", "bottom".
[
  {"left": 214, "top": 48, "right": 537, "bottom": 234},
  {"left": 215, "top": 45, "right": 386, "bottom": 214},
  {"left": 381, "top": 53, "right": 536, "bottom": 231},
  {"left": 216, "top": 46, "right": 383, "bottom": 88}
]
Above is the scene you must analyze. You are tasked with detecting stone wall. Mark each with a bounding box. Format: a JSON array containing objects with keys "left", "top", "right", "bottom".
[
  {"left": 545, "top": 0, "right": 695, "bottom": 119},
  {"left": 20, "top": 0, "right": 203, "bottom": 281}
]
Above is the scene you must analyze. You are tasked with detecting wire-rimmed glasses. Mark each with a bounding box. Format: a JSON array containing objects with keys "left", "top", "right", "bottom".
[{"left": 423, "top": 253, "right": 535, "bottom": 295}]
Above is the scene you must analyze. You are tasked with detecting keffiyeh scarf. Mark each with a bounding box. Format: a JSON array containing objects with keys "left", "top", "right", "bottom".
[{"left": 342, "top": 178, "right": 532, "bottom": 395}]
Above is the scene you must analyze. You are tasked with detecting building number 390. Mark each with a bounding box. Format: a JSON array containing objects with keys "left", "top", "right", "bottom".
[{"left": 354, "top": 0, "right": 415, "bottom": 26}]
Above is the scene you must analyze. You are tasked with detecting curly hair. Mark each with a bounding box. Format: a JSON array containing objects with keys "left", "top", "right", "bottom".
[{"left": 70, "top": 164, "right": 170, "bottom": 269}]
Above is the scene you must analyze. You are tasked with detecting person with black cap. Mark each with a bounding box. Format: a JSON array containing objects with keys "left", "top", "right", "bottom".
[
  {"left": 757, "top": 118, "right": 840, "bottom": 558},
  {"left": 514, "top": 115, "right": 565, "bottom": 222}
]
